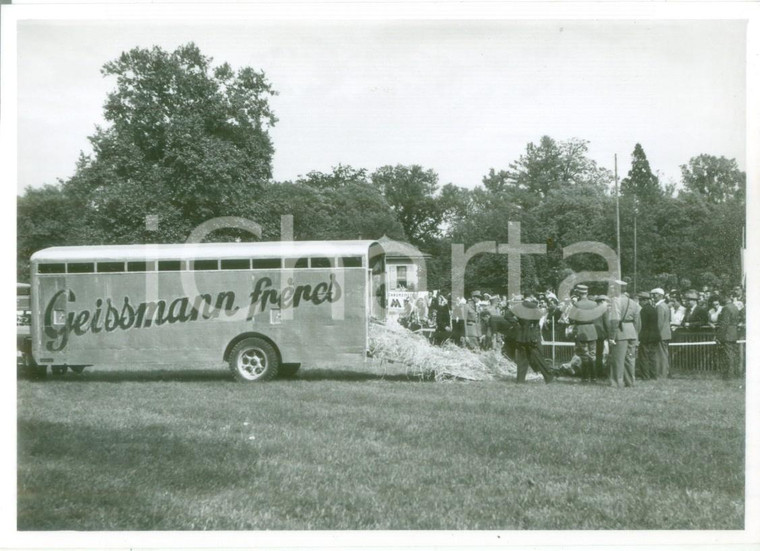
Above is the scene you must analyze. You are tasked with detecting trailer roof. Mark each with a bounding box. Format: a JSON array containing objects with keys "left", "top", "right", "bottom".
[{"left": 31, "top": 240, "right": 381, "bottom": 263}]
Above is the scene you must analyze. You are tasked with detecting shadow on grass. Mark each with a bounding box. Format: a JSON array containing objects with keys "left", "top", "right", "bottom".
[{"left": 22, "top": 367, "right": 433, "bottom": 384}]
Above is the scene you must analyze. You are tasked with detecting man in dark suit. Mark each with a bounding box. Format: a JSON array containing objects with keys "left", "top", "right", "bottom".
[
  {"left": 716, "top": 295, "right": 741, "bottom": 378},
  {"left": 567, "top": 284, "right": 605, "bottom": 383},
  {"left": 651, "top": 288, "right": 672, "bottom": 379},
  {"left": 682, "top": 289, "right": 709, "bottom": 329},
  {"left": 511, "top": 295, "right": 554, "bottom": 384},
  {"left": 636, "top": 292, "right": 658, "bottom": 380},
  {"left": 430, "top": 292, "right": 451, "bottom": 345}
]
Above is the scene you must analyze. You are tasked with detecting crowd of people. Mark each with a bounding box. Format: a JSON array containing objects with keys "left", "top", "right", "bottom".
[{"left": 397, "top": 282, "right": 746, "bottom": 384}]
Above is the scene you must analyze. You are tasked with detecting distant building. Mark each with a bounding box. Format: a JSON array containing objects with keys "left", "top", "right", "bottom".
[{"left": 377, "top": 235, "right": 431, "bottom": 314}]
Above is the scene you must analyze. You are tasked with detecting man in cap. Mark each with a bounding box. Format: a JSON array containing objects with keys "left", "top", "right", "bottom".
[
  {"left": 636, "top": 291, "right": 658, "bottom": 380},
  {"left": 682, "top": 290, "right": 709, "bottom": 329},
  {"left": 651, "top": 288, "right": 672, "bottom": 378},
  {"left": 608, "top": 280, "right": 642, "bottom": 387},
  {"left": 511, "top": 293, "right": 554, "bottom": 384},
  {"left": 566, "top": 284, "right": 605, "bottom": 382}
]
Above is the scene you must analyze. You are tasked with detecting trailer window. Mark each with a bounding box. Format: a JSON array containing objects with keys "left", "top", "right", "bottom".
[
  {"left": 192, "top": 259, "right": 219, "bottom": 271},
  {"left": 38, "top": 263, "right": 65, "bottom": 274},
  {"left": 127, "top": 261, "right": 150, "bottom": 272},
  {"left": 251, "top": 258, "right": 281, "bottom": 270},
  {"left": 310, "top": 257, "right": 332, "bottom": 268},
  {"left": 158, "top": 260, "right": 182, "bottom": 271},
  {"left": 97, "top": 261, "right": 125, "bottom": 273},
  {"left": 68, "top": 263, "right": 95, "bottom": 273},
  {"left": 294, "top": 258, "right": 308, "bottom": 269},
  {"left": 221, "top": 259, "right": 250, "bottom": 270},
  {"left": 340, "top": 256, "right": 363, "bottom": 268}
]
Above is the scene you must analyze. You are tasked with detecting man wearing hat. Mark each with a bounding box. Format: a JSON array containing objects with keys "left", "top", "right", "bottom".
[
  {"left": 566, "top": 284, "right": 606, "bottom": 382},
  {"left": 651, "top": 288, "right": 672, "bottom": 378},
  {"left": 608, "top": 280, "right": 641, "bottom": 387},
  {"left": 511, "top": 294, "right": 554, "bottom": 384},
  {"left": 636, "top": 291, "right": 658, "bottom": 380},
  {"left": 682, "top": 290, "right": 709, "bottom": 329}
]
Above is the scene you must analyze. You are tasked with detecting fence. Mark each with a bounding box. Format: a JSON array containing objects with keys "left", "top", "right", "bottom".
[{"left": 538, "top": 319, "right": 746, "bottom": 375}]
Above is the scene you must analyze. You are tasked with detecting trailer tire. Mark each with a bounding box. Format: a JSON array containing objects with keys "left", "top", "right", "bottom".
[
  {"left": 70, "top": 366, "right": 86, "bottom": 374},
  {"left": 51, "top": 365, "right": 68, "bottom": 376},
  {"left": 228, "top": 337, "right": 279, "bottom": 382}
]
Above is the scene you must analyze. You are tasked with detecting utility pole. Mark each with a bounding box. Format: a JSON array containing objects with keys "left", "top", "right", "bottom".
[
  {"left": 615, "top": 154, "right": 622, "bottom": 278},
  {"left": 633, "top": 194, "right": 638, "bottom": 293}
]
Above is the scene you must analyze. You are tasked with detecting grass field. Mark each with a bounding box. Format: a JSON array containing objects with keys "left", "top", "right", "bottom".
[{"left": 17, "top": 366, "right": 745, "bottom": 530}]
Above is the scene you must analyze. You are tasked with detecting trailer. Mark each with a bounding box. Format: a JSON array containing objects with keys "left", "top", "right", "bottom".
[{"left": 27, "top": 240, "right": 386, "bottom": 381}]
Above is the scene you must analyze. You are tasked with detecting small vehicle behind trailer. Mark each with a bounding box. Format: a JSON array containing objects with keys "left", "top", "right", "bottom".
[{"left": 28, "top": 240, "right": 387, "bottom": 381}]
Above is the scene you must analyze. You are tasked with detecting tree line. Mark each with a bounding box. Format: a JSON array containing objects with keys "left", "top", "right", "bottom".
[{"left": 17, "top": 43, "right": 746, "bottom": 295}]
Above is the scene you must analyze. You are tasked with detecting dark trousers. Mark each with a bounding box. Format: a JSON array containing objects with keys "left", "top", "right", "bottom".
[
  {"left": 502, "top": 339, "right": 517, "bottom": 362},
  {"left": 595, "top": 339, "right": 606, "bottom": 379},
  {"left": 575, "top": 340, "right": 596, "bottom": 381},
  {"left": 516, "top": 343, "right": 553, "bottom": 383},
  {"left": 637, "top": 342, "right": 658, "bottom": 380},
  {"left": 718, "top": 341, "right": 741, "bottom": 377},
  {"left": 654, "top": 340, "right": 670, "bottom": 378}
]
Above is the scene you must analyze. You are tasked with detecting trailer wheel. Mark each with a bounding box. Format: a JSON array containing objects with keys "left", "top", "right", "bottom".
[
  {"left": 70, "top": 366, "right": 85, "bottom": 374},
  {"left": 51, "top": 365, "right": 68, "bottom": 376},
  {"left": 228, "top": 338, "right": 279, "bottom": 382}
]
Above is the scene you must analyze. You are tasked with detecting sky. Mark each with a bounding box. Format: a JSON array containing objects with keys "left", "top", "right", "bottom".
[{"left": 15, "top": 18, "right": 747, "bottom": 195}]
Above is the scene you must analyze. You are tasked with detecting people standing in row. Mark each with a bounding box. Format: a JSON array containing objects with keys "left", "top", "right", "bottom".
[{"left": 607, "top": 280, "right": 641, "bottom": 388}]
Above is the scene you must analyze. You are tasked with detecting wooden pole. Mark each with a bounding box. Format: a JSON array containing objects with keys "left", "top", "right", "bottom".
[{"left": 615, "top": 154, "right": 622, "bottom": 278}]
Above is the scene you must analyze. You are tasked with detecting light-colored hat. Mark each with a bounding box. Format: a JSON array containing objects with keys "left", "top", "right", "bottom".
[
  {"left": 575, "top": 284, "right": 589, "bottom": 293},
  {"left": 651, "top": 288, "right": 665, "bottom": 296},
  {"left": 612, "top": 279, "right": 627, "bottom": 286}
]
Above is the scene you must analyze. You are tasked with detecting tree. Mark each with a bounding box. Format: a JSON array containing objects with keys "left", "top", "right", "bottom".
[
  {"left": 371, "top": 165, "right": 446, "bottom": 246},
  {"left": 680, "top": 154, "right": 746, "bottom": 203},
  {"left": 63, "top": 42, "right": 278, "bottom": 243},
  {"left": 620, "top": 143, "right": 661, "bottom": 201},
  {"left": 248, "top": 180, "right": 405, "bottom": 242},
  {"left": 296, "top": 164, "right": 369, "bottom": 190},
  {"left": 17, "top": 185, "right": 90, "bottom": 281}
]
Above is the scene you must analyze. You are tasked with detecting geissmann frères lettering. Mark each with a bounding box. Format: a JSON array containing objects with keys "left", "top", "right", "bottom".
[{"left": 44, "top": 275, "right": 342, "bottom": 351}]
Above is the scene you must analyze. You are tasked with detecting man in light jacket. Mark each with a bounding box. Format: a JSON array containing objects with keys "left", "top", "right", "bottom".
[{"left": 608, "top": 280, "right": 641, "bottom": 387}]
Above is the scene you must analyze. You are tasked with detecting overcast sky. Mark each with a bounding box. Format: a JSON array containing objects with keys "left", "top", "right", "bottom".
[{"left": 16, "top": 19, "right": 746, "bottom": 195}]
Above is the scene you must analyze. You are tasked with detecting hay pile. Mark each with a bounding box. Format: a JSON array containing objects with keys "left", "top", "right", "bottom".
[{"left": 368, "top": 320, "right": 520, "bottom": 382}]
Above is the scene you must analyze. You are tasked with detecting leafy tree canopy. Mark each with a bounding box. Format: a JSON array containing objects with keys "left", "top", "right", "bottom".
[
  {"left": 680, "top": 154, "right": 745, "bottom": 203},
  {"left": 484, "top": 136, "right": 612, "bottom": 209},
  {"left": 620, "top": 143, "right": 661, "bottom": 202},
  {"left": 371, "top": 164, "right": 447, "bottom": 246},
  {"left": 63, "top": 42, "right": 278, "bottom": 243}
]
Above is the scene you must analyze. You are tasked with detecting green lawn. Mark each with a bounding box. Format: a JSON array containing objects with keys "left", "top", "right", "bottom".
[{"left": 17, "top": 367, "right": 745, "bottom": 530}]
